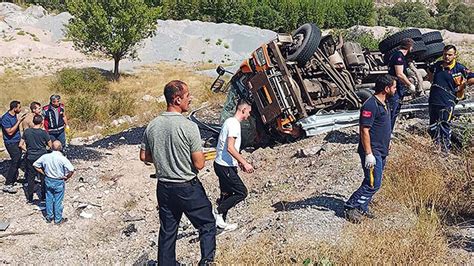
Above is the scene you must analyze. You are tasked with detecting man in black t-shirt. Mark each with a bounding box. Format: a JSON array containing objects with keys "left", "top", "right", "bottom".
[
  {"left": 19, "top": 115, "right": 52, "bottom": 203},
  {"left": 344, "top": 75, "right": 396, "bottom": 223}
]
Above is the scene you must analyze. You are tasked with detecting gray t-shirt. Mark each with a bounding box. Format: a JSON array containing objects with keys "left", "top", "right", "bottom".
[{"left": 141, "top": 112, "right": 202, "bottom": 183}]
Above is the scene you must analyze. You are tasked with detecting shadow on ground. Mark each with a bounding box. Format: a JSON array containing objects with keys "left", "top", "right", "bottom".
[
  {"left": 323, "top": 130, "right": 359, "bottom": 144},
  {"left": 272, "top": 192, "right": 346, "bottom": 218}
]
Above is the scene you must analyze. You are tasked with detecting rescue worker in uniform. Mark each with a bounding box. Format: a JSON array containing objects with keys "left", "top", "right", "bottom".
[
  {"left": 42, "top": 95, "right": 69, "bottom": 148},
  {"left": 344, "top": 75, "right": 396, "bottom": 223},
  {"left": 387, "top": 38, "right": 415, "bottom": 132},
  {"left": 428, "top": 45, "right": 474, "bottom": 152}
]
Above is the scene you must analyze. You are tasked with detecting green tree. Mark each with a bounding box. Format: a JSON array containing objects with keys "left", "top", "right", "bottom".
[
  {"left": 388, "top": 2, "right": 436, "bottom": 28},
  {"left": 66, "top": 0, "right": 160, "bottom": 79}
]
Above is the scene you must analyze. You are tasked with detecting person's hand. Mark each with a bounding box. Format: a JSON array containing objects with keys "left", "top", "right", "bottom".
[
  {"left": 364, "top": 153, "right": 376, "bottom": 169},
  {"left": 242, "top": 162, "right": 254, "bottom": 173},
  {"left": 19, "top": 113, "right": 27, "bottom": 121},
  {"left": 409, "top": 83, "right": 416, "bottom": 93},
  {"left": 65, "top": 125, "right": 71, "bottom": 135}
]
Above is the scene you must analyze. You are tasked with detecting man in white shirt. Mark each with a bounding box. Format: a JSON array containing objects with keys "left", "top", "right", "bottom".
[
  {"left": 213, "top": 99, "right": 254, "bottom": 230},
  {"left": 34, "top": 141, "right": 74, "bottom": 224}
]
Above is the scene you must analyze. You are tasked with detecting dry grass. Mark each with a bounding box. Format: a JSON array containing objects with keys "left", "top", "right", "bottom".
[
  {"left": 217, "top": 135, "right": 472, "bottom": 264},
  {"left": 384, "top": 136, "right": 473, "bottom": 222},
  {"left": 0, "top": 62, "right": 217, "bottom": 140},
  {"left": 0, "top": 69, "right": 53, "bottom": 110}
]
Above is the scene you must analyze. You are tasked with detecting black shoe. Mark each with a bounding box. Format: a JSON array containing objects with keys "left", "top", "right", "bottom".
[
  {"left": 55, "top": 218, "right": 68, "bottom": 225},
  {"left": 345, "top": 208, "right": 363, "bottom": 224},
  {"left": 45, "top": 217, "right": 53, "bottom": 223}
]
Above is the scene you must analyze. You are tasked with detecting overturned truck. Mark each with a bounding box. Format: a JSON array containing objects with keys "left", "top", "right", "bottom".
[{"left": 209, "top": 23, "right": 446, "bottom": 147}]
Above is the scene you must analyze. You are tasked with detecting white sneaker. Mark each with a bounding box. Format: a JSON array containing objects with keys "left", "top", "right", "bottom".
[
  {"left": 223, "top": 223, "right": 238, "bottom": 231},
  {"left": 214, "top": 211, "right": 228, "bottom": 229}
]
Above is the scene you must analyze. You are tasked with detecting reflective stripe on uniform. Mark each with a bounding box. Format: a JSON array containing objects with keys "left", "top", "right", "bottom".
[{"left": 370, "top": 167, "right": 374, "bottom": 188}]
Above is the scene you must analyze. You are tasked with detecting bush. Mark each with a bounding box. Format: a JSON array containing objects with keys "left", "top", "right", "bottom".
[
  {"left": 106, "top": 91, "right": 135, "bottom": 118},
  {"left": 51, "top": 68, "right": 108, "bottom": 95},
  {"left": 386, "top": 2, "right": 436, "bottom": 28},
  {"left": 67, "top": 94, "right": 99, "bottom": 126}
]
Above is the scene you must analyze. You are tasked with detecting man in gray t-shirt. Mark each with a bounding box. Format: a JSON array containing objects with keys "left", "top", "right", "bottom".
[{"left": 140, "top": 80, "right": 216, "bottom": 265}]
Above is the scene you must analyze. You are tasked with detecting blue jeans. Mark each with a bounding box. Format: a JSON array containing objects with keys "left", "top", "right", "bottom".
[
  {"left": 345, "top": 153, "right": 386, "bottom": 212},
  {"left": 45, "top": 177, "right": 65, "bottom": 223},
  {"left": 49, "top": 130, "right": 66, "bottom": 148}
]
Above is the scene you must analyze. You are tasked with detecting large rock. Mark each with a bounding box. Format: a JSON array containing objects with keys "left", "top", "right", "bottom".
[{"left": 24, "top": 5, "right": 47, "bottom": 19}]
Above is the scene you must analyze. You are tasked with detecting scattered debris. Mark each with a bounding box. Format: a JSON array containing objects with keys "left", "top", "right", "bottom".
[
  {"left": 295, "top": 144, "right": 326, "bottom": 158},
  {"left": 122, "top": 213, "right": 145, "bottom": 223},
  {"left": 0, "top": 220, "right": 10, "bottom": 231},
  {"left": 123, "top": 223, "right": 137, "bottom": 237},
  {"left": 0, "top": 230, "right": 37, "bottom": 238},
  {"left": 79, "top": 211, "right": 94, "bottom": 219}
]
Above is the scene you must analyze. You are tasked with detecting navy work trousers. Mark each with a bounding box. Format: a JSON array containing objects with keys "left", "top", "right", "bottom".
[
  {"left": 156, "top": 178, "right": 216, "bottom": 265},
  {"left": 429, "top": 104, "right": 454, "bottom": 152},
  {"left": 345, "top": 153, "right": 386, "bottom": 212}
]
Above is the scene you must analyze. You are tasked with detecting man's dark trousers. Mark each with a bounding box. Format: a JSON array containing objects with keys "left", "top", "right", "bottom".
[
  {"left": 388, "top": 86, "right": 404, "bottom": 131},
  {"left": 157, "top": 178, "right": 216, "bottom": 265},
  {"left": 429, "top": 104, "right": 454, "bottom": 152},
  {"left": 5, "top": 142, "right": 22, "bottom": 186},
  {"left": 213, "top": 162, "right": 248, "bottom": 218},
  {"left": 345, "top": 152, "right": 386, "bottom": 212},
  {"left": 25, "top": 157, "right": 46, "bottom": 202}
]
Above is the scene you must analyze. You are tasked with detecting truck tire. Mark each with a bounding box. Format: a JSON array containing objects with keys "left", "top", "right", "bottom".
[
  {"left": 417, "top": 42, "right": 445, "bottom": 62},
  {"left": 422, "top": 31, "right": 443, "bottom": 45},
  {"left": 287, "top": 23, "right": 322, "bottom": 66},
  {"left": 356, "top": 88, "right": 373, "bottom": 104},
  {"left": 378, "top": 29, "right": 422, "bottom": 54},
  {"left": 411, "top": 40, "right": 427, "bottom": 55}
]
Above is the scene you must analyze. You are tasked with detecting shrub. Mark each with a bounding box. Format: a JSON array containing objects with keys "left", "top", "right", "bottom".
[
  {"left": 51, "top": 68, "right": 108, "bottom": 95},
  {"left": 67, "top": 94, "right": 99, "bottom": 126},
  {"left": 387, "top": 2, "right": 436, "bottom": 28},
  {"left": 106, "top": 91, "right": 135, "bottom": 118}
]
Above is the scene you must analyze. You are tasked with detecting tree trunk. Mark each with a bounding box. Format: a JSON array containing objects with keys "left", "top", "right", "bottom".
[{"left": 113, "top": 55, "right": 120, "bottom": 80}]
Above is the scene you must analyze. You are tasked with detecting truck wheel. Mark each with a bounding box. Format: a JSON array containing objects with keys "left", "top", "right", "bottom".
[
  {"left": 356, "top": 88, "right": 373, "bottom": 103},
  {"left": 287, "top": 23, "right": 322, "bottom": 66},
  {"left": 378, "top": 29, "right": 422, "bottom": 54},
  {"left": 422, "top": 31, "right": 443, "bottom": 45},
  {"left": 411, "top": 41, "right": 427, "bottom": 55},
  {"left": 417, "top": 42, "right": 445, "bottom": 62}
]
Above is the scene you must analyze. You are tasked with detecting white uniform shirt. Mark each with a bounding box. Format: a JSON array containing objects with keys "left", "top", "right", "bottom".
[{"left": 215, "top": 117, "right": 241, "bottom": 167}]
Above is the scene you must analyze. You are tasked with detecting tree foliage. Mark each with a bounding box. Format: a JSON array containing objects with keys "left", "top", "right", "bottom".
[{"left": 65, "top": 0, "right": 160, "bottom": 79}]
